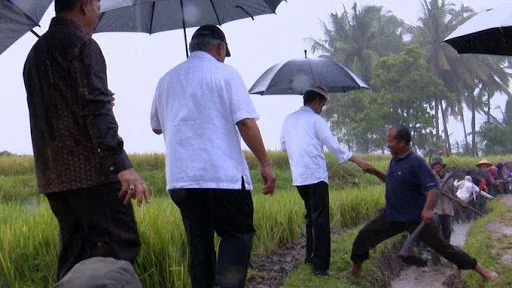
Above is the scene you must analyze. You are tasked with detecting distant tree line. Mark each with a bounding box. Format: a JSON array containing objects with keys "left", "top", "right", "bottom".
[{"left": 310, "top": 0, "right": 511, "bottom": 156}]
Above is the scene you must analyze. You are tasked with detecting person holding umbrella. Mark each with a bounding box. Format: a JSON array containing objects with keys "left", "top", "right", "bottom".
[
  {"left": 280, "top": 86, "right": 370, "bottom": 276},
  {"left": 150, "top": 25, "right": 276, "bottom": 288},
  {"left": 23, "top": 0, "right": 150, "bottom": 281}
]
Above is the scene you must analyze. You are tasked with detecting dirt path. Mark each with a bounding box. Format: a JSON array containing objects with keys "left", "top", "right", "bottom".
[
  {"left": 246, "top": 230, "right": 346, "bottom": 288},
  {"left": 390, "top": 222, "right": 471, "bottom": 288},
  {"left": 391, "top": 195, "right": 512, "bottom": 288}
]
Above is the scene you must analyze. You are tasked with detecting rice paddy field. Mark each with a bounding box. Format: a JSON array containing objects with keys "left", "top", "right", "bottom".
[{"left": 0, "top": 152, "right": 509, "bottom": 287}]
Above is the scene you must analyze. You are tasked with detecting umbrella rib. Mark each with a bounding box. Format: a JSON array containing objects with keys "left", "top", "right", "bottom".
[
  {"left": 29, "top": 29, "right": 40, "bottom": 38},
  {"left": 6, "top": 0, "right": 40, "bottom": 27},
  {"left": 208, "top": 0, "right": 222, "bottom": 26},
  {"left": 262, "top": 0, "right": 278, "bottom": 14},
  {"left": 149, "top": 1, "right": 155, "bottom": 34},
  {"left": 180, "top": 0, "right": 189, "bottom": 58},
  {"left": 235, "top": 6, "right": 254, "bottom": 20}
]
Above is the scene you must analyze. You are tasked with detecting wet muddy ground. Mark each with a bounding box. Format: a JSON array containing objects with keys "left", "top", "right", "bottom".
[
  {"left": 390, "top": 222, "right": 472, "bottom": 288},
  {"left": 246, "top": 195, "right": 512, "bottom": 288}
]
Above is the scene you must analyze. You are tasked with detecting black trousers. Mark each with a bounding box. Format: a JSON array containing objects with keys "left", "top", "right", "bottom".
[
  {"left": 351, "top": 213, "right": 477, "bottom": 270},
  {"left": 297, "top": 181, "right": 330, "bottom": 271},
  {"left": 45, "top": 181, "right": 141, "bottom": 281},
  {"left": 170, "top": 187, "right": 255, "bottom": 288}
]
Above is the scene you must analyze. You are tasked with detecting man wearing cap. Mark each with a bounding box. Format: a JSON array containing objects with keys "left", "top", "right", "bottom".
[
  {"left": 430, "top": 157, "right": 456, "bottom": 264},
  {"left": 150, "top": 25, "right": 276, "bottom": 288},
  {"left": 280, "top": 87, "right": 370, "bottom": 276}
]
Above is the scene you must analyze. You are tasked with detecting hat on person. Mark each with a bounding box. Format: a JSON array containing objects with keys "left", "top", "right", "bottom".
[
  {"left": 431, "top": 157, "right": 446, "bottom": 168},
  {"left": 53, "top": 257, "right": 142, "bottom": 288},
  {"left": 304, "top": 86, "right": 329, "bottom": 98},
  {"left": 191, "top": 25, "right": 231, "bottom": 57},
  {"left": 476, "top": 159, "right": 493, "bottom": 168},
  {"left": 499, "top": 158, "right": 509, "bottom": 165}
]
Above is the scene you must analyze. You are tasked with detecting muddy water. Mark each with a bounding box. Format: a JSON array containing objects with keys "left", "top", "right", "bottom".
[{"left": 390, "top": 222, "right": 472, "bottom": 288}]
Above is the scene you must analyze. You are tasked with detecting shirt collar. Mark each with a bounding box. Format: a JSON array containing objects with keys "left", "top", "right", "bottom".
[
  {"left": 393, "top": 150, "right": 412, "bottom": 161},
  {"left": 300, "top": 106, "right": 314, "bottom": 113},
  {"left": 50, "top": 16, "right": 90, "bottom": 37},
  {"left": 188, "top": 51, "right": 219, "bottom": 62}
]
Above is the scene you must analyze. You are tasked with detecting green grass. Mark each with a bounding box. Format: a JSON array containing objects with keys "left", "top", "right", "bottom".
[
  {"left": 2, "top": 152, "right": 510, "bottom": 287},
  {"left": 0, "top": 185, "right": 385, "bottom": 288},
  {"left": 461, "top": 198, "right": 512, "bottom": 287},
  {"left": 283, "top": 226, "right": 402, "bottom": 288}
]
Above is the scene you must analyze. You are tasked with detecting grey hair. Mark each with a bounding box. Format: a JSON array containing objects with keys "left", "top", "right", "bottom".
[{"left": 189, "top": 36, "right": 223, "bottom": 53}]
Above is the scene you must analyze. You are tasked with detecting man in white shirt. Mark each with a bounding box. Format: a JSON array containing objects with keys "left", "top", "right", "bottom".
[
  {"left": 280, "top": 87, "right": 369, "bottom": 276},
  {"left": 150, "top": 25, "right": 276, "bottom": 288}
]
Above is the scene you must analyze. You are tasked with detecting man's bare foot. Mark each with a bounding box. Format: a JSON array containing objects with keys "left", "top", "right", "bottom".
[
  {"left": 475, "top": 264, "right": 501, "bottom": 282},
  {"left": 345, "top": 264, "right": 362, "bottom": 278}
]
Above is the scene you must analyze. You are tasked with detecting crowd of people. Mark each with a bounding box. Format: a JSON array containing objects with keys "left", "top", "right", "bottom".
[{"left": 21, "top": 0, "right": 503, "bottom": 287}]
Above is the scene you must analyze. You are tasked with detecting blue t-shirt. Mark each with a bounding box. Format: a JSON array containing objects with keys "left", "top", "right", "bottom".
[{"left": 384, "top": 152, "right": 440, "bottom": 222}]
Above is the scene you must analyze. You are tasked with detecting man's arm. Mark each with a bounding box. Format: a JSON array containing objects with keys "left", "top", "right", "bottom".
[
  {"left": 279, "top": 126, "right": 287, "bottom": 152},
  {"left": 418, "top": 158, "right": 440, "bottom": 221},
  {"left": 237, "top": 118, "right": 276, "bottom": 196},
  {"left": 422, "top": 188, "right": 440, "bottom": 222},
  {"left": 364, "top": 165, "right": 387, "bottom": 183},
  {"left": 78, "top": 40, "right": 150, "bottom": 206},
  {"left": 150, "top": 82, "right": 163, "bottom": 135}
]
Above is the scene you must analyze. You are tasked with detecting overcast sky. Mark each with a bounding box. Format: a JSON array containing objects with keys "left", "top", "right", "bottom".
[{"left": 1, "top": 0, "right": 510, "bottom": 155}]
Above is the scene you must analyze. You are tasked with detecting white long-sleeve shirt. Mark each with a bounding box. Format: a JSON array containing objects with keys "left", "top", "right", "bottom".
[
  {"left": 280, "top": 106, "right": 353, "bottom": 186},
  {"left": 454, "top": 176, "right": 494, "bottom": 203}
]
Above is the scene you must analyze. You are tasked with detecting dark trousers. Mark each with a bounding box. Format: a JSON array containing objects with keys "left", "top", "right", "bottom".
[
  {"left": 170, "top": 187, "right": 255, "bottom": 288},
  {"left": 351, "top": 213, "right": 477, "bottom": 270},
  {"left": 434, "top": 214, "right": 452, "bottom": 241},
  {"left": 297, "top": 181, "right": 330, "bottom": 271},
  {"left": 45, "top": 181, "right": 141, "bottom": 281}
]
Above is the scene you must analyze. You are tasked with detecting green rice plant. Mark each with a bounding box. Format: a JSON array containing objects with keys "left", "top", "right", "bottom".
[
  {"left": 0, "top": 202, "right": 58, "bottom": 288},
  {"left": 460, "top": 199, "right": 512, "bottom": 287},
  {"left": 139, "top": 170, "right": 168, "bottom": 198},
  {"left": 0, "top": 184, "right": 384, "bottom": 288},
  {"left": 129, "top": 153, "right": 166, "bottom": 173},
  {"left": 0, "top": 175, "right": 40, "bottom": 203},
  {"left": 0, "top": 156, "right": 35, "bottom": 177}
]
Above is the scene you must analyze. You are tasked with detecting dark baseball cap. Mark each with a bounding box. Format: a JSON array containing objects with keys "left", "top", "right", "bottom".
[{"left": 191, "top": 25, "right": 231, "bottom": 57}]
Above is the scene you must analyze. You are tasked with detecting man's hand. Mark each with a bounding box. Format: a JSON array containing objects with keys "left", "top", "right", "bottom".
[
  {"left": 261, "top": 165, "right": 276, "bottom": 196},
  {"left": 108, "top": 89, "right": 116, "bottom": 106},
  {"left": 118, "top": 168, "right": 151, "bottom": 207},
  {"left": 421, "top": 208, "right": 435, "bottom": 223}
]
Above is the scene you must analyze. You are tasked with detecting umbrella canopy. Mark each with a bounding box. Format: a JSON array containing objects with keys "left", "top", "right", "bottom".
[
  {"left": 443, "top": 5, "right": 512, "bottom": 56},
  {"left": 94, "top": 0, "right": 285, "bottom": 57},
  {"left": 249, "top": 58, "right": 370, "bottom": 95},
  {"left": 0, "top": 0, "right": 52, "bottom": 54}
]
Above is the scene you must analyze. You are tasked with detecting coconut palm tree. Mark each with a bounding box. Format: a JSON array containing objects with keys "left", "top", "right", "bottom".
[
  {"left": 309, "top": 2, "right": 409, "bottom": 84},
  {"left": 414, "top": 0, "right": 512, "bottom": 156}
]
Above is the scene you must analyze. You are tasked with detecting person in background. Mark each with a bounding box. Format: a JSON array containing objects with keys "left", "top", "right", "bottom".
[
  {"left": 430, "top": 157, "right": 455, "bottom": 264},
  {"left": 280, "top": 86, "right": 371, "bottom": 276}
]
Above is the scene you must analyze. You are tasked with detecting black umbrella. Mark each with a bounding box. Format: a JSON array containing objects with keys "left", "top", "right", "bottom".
[
  {"left": 0, "top": 0, "right": 52, "bottom": 54},
  {"left": 443, "top": 5, "right": 512, "bottom": 56},
  {"left": 94, "top": 0, "right": 285, "bottom": 57},
  {"left": 249, "top": 56, "right": 370, "bottom": 95}
]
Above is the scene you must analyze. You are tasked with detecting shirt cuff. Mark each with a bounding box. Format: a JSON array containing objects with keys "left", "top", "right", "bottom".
[
  {"left": 233, "top": 111, "right": 260, "bottom": 124},
  {"left": 336, "top": 151, "right": 353, "bottom": 163},
  {"left": 108, "top": 150, "right": 133, "bottom": 174}
]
